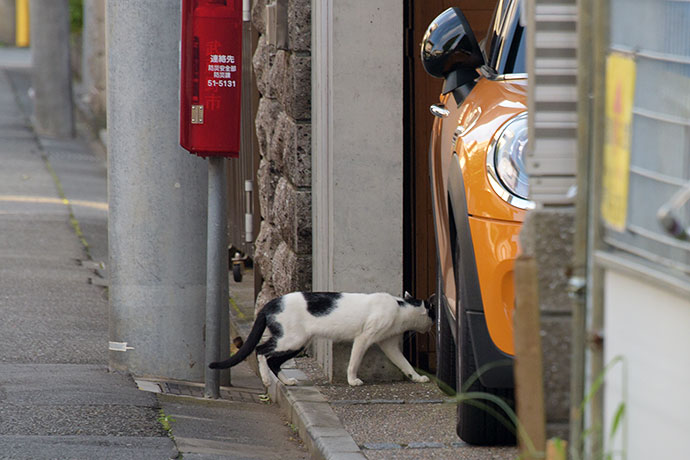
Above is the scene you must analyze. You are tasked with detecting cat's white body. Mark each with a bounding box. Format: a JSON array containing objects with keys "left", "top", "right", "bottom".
[
  {"left": 273, "top": 292, "right": 425, "bottom": 343},
  {"left": 210, "top": 291, "right": 434, "bottom": 387}
]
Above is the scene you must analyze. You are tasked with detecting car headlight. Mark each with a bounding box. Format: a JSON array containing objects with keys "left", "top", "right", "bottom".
[{"left": 486, "top": 113, "right": 534, "bottom": 209}]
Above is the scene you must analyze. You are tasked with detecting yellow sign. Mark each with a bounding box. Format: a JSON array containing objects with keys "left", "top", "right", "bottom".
[{"left": 601, "top": 53, "right": 636, "bottom": 232}]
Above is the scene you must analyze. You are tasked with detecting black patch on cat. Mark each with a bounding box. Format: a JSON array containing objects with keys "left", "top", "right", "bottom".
[
  {"left": 398, "top": 297, "right": 423, "bottom": 308},
  {"left": 263, "top": 297, "right": 285, "bottom": 316},
  {"left": 304, "top": 292, "right": 341, "bottom": 317},
  {"left": 407, "top": 298, "right": 423, "bottom": 307},
  {"left": 256, "top": 336, "right": 277, "bottom": 356},
  {"left": 267, "top": 348, "right": 304, "bottom": 375},
  {"left": 256, "top": 297, "right": 286, "bottom": 356}
]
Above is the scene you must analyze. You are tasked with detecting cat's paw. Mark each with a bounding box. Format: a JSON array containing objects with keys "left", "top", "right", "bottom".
[
  {"left": 411, "top": 374, "right": 430, "bottom": 383},
  {"left": 278, "top": 372, "right": 298, "bottom": 386},
  {"left": 348, "top": 377, "right": 364, "bottom": 386}
]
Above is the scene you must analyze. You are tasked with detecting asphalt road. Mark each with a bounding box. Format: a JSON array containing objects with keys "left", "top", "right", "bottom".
[{"left": 0, "top": 48, "right": 308, "bottom": 460}]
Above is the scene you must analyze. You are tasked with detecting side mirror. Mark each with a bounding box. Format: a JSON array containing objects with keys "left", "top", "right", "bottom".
[{"left": 421, "top": 7, "right": 484, "bottom": 94}]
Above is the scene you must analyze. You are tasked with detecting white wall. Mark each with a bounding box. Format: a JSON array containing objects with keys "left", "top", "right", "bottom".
[
  {"left": 603, "top": 269, "right": 690, "bottom": 459},
  {"left": 312, "top": 0, "right": 403, "bottom": 294},
  {"left": 312, "top": 0, "right": 404, "bottom": 381}
]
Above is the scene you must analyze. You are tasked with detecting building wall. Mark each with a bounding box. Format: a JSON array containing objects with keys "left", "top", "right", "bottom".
[
  {"left": 0, "top": 0, "right": 16, "bottom": 45},
  {"left": 602, "top": 268, "right": 690, "bottom": 460},
  {"left": 252, "top": 0, "right": 313, "bottom": 308}
]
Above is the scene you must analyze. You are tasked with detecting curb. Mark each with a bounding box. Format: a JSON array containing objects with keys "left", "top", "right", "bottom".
[{"left": 265, "top": 362, "right": 367, "bottom": 460}]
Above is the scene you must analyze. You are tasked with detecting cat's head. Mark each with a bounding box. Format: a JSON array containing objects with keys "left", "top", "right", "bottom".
[{"left": 403, "top": 291, "right": 435, "bottom": 331}]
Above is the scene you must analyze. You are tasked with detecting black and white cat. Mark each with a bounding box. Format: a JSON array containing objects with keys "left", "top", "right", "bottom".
[{"left": 209, "top": 291, "right": 435, "bottom": 386}]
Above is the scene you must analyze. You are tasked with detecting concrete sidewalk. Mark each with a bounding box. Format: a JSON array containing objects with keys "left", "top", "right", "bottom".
[
  {"left": 230, "top": 273, "right": 519, "bottom": 460},
  {"left": 0, "top": 47, "right": 307, "bottom": 460},
  {"left": 0, "top": 48, "right": 173, "bottom": 459}
]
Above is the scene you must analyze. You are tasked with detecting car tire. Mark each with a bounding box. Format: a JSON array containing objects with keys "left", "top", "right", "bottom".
[
  {"left": 436, "top": 291, "right": 457, "bottom": 395},
  {"left": 435, "top": 268, "right": 457, "bottom": 394}
]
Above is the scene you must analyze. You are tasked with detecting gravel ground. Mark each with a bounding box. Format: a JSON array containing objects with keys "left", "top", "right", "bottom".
[{"left": 295, "top": 356, "right": 519, "bottom": 460}]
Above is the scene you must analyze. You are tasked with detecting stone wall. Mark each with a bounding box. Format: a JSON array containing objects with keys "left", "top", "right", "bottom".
[
  {"left": 251, "top": 0, "right": 312, "bottom": 310},
  {"left": 519, "top": 209, "right": 575, "bottom": 440}
]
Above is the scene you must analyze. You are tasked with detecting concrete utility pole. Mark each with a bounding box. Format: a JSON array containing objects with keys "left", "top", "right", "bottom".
[
  {"left": 81, "top": 0, "right": 106, "bottom": 124},
  {"left": 107, "top": 0, "right": 227, "bottom": 382},
  {"left": 29, "top": 0, "right": 74, "bottom": 138},
  {"left": 0, "top": 0, "right": 16, "bottom": 45}
]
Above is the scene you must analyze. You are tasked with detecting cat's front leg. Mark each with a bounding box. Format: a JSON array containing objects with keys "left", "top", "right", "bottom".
[
  {"left": 347, "top": 335, "right": 374, "bottom": 386},
  {"left": 378, "top": 336, "right": 430, "bottom": 383}
]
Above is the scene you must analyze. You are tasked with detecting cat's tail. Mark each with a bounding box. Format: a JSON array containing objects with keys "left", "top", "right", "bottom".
[{"left": 208, "top": 308, "right": 268, "bottom": 369}]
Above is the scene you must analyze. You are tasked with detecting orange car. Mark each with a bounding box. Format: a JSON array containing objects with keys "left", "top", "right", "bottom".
[{"left": 421, "top": 0, "right": 531, "bottom": 445}]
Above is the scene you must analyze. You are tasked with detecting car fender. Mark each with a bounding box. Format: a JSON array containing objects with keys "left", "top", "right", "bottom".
[{"left": 447, "top": 153, "right": 514, "bottom": 389}]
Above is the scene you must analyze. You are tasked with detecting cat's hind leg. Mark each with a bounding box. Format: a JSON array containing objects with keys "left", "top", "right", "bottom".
[
  {"left": 266, "top": 348, "right": 304, "bottom": 386},
  {"left": 256, "top": 336, "right": 277, "bottom": 387},
  {"left": 378, "top": 336, "right": 429, "bottom": 383},
  {"left": 257, "top": 354, "right": 272, "bottom": 387}
]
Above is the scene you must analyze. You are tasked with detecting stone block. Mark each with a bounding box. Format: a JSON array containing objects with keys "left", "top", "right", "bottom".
[
  {"left": 273, "top": 177, "right": 312, "bottom": 255},
  {"left": 256, "top": 158, "right": 281, "bottom": 223},
  {"left": 283, "top": 54, "right": 311, "bottom": 121},
  {"left": 253, "top": 221, "right": 281, "bottom": 283},
  {"left": 520, "top": 209, "right": 575, "bottom": 313},
  {"left": 251, "top": 0, "right": 267, "bottom": 35},
  {"left": 541, "top": 316, "right": 572, "bottom": 422},
  {"left": 252, "top": 34, "right": 276, "bottom": 97},
  {"left": 255, "top": 281, "right": 277, "bottom": 314},
  {"left": 272, "top": 241, "right": 312, "bottom": 295},
  {"left": 288, "top": 0, "right": 311, "bottom": 52},
  {"left": 269, "top": 49, "right": 290, "bottom": 101},
  {"left": 255, "top": 97, "right": 283, "bottom": 162},
  {"left": 267, "top": 110, "right": 292, "bottom": 166},
  {"left": 284, "top": 120, "right": 312, "bottom": 188}
]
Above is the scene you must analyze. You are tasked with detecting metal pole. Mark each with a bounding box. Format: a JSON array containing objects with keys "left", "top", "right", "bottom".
[{"left": 205, "top": 156, "right": 228, "bottom": 398}]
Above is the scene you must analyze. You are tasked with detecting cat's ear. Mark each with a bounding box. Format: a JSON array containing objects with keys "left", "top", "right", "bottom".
[{"left": 404, "top": 291, "right": 412, "bottom": 301}]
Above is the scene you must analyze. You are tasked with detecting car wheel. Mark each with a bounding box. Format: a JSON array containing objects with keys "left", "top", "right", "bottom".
[{"left": 435, "top": 264, "right": 457, "bottom": 394}]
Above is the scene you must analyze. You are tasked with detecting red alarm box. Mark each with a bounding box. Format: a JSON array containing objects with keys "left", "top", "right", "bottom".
[{"left": 180, "top": 0, "right": 242, "bottom": 158}]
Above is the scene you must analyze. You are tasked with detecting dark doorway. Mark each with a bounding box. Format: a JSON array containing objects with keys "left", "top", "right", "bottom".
[{"left": 403, "top": 0, "right": 499, "bottom": 372}]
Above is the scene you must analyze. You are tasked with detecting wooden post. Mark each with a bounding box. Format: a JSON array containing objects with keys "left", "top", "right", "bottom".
[
  {"left": 546, "top": 439, "right": 568, "bottom": 460},
  {"left": 513, "top": 254, "right": 546, "bottom": 459}
]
